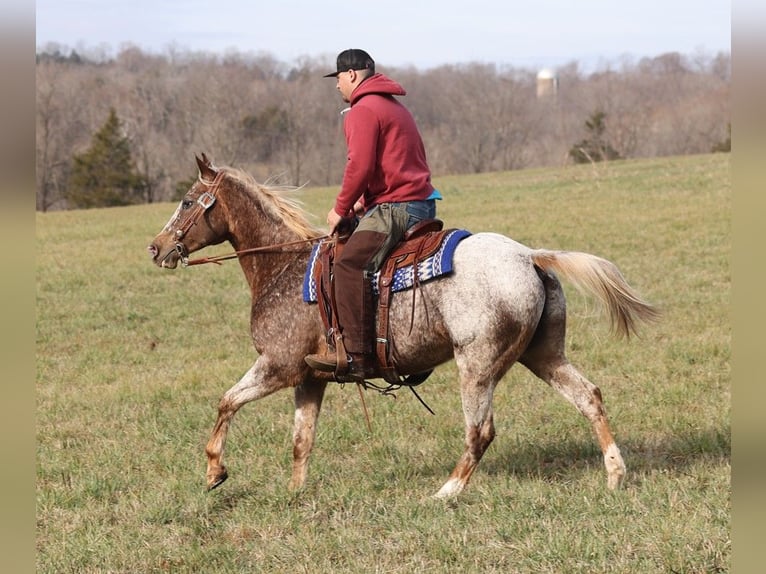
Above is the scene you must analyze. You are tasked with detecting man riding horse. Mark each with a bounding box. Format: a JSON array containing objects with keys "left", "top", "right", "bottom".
[{"left": 305, "top": 49, "right": 442, "bottom": 381}]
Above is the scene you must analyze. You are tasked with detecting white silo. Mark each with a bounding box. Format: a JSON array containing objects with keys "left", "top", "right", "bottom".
[{"left": 536, "top": 68, "right": 559, "bottom": 98}]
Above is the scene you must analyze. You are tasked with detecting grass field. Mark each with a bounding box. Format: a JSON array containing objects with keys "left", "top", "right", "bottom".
[{"left": 36, "top": 154, "right": 730, "bottom": 573}]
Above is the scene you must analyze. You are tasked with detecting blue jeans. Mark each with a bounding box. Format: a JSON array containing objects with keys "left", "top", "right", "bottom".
[{"left": 404, "top": 199, "right": 437, "bottom": 228}]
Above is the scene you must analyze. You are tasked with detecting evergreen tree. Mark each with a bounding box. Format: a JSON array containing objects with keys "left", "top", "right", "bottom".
[
  {"left": 67, "top": 108, "right": 145, "bottom": 208},
  {"left": 569, "top": 110, "right": 622, "bottom": 164}
]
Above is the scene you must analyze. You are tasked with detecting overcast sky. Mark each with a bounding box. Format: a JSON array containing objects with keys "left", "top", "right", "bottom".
[{"left": 36, "top": 0, "right": 731, "bottom": 71}]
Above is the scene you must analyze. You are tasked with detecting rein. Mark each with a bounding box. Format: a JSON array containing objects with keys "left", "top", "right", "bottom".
[{"left": 182, "top": 235, "right": 328, "bottom": 267}]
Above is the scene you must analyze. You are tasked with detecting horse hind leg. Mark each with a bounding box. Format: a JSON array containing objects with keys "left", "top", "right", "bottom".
[
  {"left": 520, "top": 271, "right": 626, "bottom": 489},
  {"left": 521, "top": 344, "right": 626, "bottom": 488},
  {"left": 434, "top": 266, "right": 546, "bottom": 499},
  {"left": 435, "top": 336, "right": 534, "bottom": 498},
  {"left": 435, "top": 372, "right": 498, "bottom": 499},
  {"left": 533, "top": 359, "right": 626, "bottom": 489}
]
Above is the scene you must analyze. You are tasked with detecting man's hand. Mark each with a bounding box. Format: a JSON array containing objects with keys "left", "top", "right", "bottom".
[{"left": 326, "top": 208, "right": 343, "bottom": 235}]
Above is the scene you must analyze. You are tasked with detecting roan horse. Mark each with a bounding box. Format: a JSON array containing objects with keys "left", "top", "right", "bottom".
[{"left": 148, "top": 154, "right": 659, "bottom": 498}]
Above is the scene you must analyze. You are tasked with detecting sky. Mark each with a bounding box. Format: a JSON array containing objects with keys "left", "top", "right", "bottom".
[{"left": 36, "top": 0, "right": 731, "bottom": 71}]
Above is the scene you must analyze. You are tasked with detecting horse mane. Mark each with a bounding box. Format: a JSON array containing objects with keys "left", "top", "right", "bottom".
[{"left": 222, "top": 166, "right": 324, "bottom": 240}]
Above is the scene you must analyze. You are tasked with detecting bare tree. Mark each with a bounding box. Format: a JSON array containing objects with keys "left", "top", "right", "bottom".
[
  {"left": 35, "top": 45, "right": 730, "bottom": 210},
  {"left": 35, "top": 60, "right": 91, "bottom": 210}
]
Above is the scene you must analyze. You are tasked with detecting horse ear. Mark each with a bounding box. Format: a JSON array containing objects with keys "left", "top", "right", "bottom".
[{"left": 195, "top": 153, "right": 217, "bottom": 180}]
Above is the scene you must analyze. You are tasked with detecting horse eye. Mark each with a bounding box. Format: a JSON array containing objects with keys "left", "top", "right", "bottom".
[{"left": 182, "top": 199, "right": 194, "bottom": 210}]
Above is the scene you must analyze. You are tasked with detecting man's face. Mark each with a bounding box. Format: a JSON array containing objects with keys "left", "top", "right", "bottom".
[{"left": 335, "top": 70, "right": 355, "bottom": 103}]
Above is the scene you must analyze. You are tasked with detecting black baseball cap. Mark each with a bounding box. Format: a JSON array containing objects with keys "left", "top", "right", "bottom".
[{"left": 323, "top": 49, "right": 375, "bottom": 78}]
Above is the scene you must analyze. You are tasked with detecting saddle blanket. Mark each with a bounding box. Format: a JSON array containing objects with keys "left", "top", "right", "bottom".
[{"left": 302, "top": 229, "right": 471, "bottom": 303}]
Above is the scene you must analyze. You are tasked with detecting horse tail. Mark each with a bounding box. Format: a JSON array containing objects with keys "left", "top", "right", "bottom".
[{"left": 530, "top": 250, "right": 660, "bottom": 338}]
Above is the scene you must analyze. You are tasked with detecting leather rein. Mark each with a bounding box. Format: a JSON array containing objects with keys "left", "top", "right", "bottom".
[{"left": 173, "top": 171, "right": 328, "bottom": 267}]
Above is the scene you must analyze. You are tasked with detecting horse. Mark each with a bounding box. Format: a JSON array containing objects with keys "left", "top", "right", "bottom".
[{"left": 147, "top": 154, "right": 659, "bottom": 498}]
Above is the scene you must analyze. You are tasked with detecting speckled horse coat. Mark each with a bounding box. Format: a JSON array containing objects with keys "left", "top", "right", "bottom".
[{"left": 148, "top": 154, "right": 658, "bottom": 498}]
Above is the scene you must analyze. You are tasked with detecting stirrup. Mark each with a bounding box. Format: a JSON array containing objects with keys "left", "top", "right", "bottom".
[
  {"left": 336, "top": 355, "right": 375, "bottom": 383},
  {"left": 304, "top": 354, "right": 337, "bottom": 372}
]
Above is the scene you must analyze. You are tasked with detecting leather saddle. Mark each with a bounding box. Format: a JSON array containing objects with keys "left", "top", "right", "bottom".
[{"left": 312, "top": 218, "right": 449, "bottom": 386}]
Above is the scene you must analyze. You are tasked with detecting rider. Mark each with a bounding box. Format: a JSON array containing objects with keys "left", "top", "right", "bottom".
[{"left": 305, "top": 49, "right": 441, "bottom": 381}]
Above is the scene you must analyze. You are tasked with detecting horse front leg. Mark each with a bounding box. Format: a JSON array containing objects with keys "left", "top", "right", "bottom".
[
  {"left": 289, "top": 380, "right": 328, "bottom": 491},
  {"left": 205, "top": 358, "right": 286, "bottom": 491}
]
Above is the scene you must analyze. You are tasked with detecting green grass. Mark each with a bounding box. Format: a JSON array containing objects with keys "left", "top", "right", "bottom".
[{"left": 37, "top": 154, "right": 730, "bottom": 573}]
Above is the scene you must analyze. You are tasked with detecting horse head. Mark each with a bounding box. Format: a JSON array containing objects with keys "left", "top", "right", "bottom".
[{"left": 147, "top": 153, "right": 230, "bottom": 269}]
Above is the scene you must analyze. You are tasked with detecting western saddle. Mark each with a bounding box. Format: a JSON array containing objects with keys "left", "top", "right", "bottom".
[{"left": 313, "top": 218, "right": 450, "bottom": 386}]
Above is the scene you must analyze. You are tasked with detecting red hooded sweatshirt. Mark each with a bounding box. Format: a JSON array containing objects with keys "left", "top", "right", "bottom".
[{"left": 334, "top": 73, "right": 434, "bottom": 217}]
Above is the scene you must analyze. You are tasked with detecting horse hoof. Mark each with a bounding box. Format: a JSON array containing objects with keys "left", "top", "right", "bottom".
[
  {"left": 207, "top": 468, "right": 229, "bottom": 491},
  {"left": 604, "top": 444, "right": 626, "bottom": 490},
  {"left": 433, "top": 477, "right": 464, "bottom": 499},
  {"left": 607, "top": 471, "right": 625, "bottom": 490}
]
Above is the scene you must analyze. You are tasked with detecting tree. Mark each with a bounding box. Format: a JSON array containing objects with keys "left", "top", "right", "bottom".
[
  {"left": 569, "top": 110, "right": 622, "bottom": 164},
  {"left": 242, "top": 106, "right": 289, "bottom": 161},
  {"left": 67, "top": 108, "right": 145, "bottom": 208},
  {"left": 35, "top": 46, "right": 730, "bottom": 208},
  {"left": 36, "top": 60, "right": 90, "bottom": 211}
]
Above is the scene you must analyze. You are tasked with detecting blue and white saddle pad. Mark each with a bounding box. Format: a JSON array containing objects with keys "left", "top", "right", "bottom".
[{"left": 302, "top": 229, "right": 471, "bottom": 303}]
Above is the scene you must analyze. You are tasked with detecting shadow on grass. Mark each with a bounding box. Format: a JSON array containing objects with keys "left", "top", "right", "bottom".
[
  {"left": 476, "top": 422, "right": 730, "bottom": 483},
  {"left": 199, "top": 424, "right": 729, "bottom": 508}
]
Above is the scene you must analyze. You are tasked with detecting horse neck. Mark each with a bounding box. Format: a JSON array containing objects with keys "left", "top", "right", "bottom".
[{"left": 219, "top": 179, "right": 313, "bottom": 298}]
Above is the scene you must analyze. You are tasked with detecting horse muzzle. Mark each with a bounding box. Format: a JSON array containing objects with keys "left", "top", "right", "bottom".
[{"left": 147, "top": 242, "right": 181, "bottom": 269}]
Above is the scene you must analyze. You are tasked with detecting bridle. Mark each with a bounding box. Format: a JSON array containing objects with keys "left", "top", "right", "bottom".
[
  {"left": 172, "top": 171, "right": 224, "bottom": 262},
  {"left": 175, "top": 172, "right": 223, "bottom": 241},
  {"left": 172, "top": 170, "right": 328, "bottom": 267}
]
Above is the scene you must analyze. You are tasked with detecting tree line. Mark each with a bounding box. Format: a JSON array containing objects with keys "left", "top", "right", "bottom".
[{"left": 36, "top": 45, "right": 730, "bottom": 211}]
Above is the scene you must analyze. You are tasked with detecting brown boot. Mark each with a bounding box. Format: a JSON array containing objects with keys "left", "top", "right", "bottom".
[{"left": 305, "top": 352, "right": 376, "bottom": 380}]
